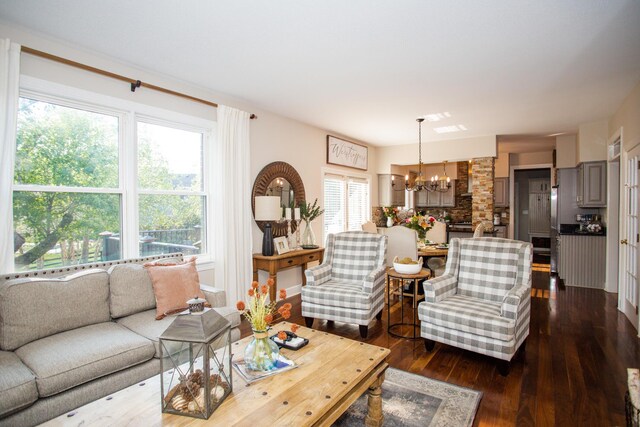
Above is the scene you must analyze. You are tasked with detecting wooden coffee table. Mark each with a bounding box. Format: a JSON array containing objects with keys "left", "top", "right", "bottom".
[{"left": 42, "top": 322, "right": 390, "bottom": 426}]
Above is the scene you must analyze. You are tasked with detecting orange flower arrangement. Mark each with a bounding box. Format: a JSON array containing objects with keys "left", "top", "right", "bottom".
[{"left": 236, "top": 279, "right": 299, "bottom": 334}]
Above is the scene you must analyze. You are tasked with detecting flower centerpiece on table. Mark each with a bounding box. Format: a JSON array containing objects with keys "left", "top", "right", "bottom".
[
  {"left": 403, "top": 214, "right": 436, "bottom": 239},
  {"left": 298, "top": 199, "right": 324, "bottom": 247},
  {"left": 236, "top": 279, "right": 299, "bottom": 371}
]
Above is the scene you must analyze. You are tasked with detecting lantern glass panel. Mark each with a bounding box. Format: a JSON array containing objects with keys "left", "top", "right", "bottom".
[{"left": 159, "top": 309, "right": 232, "bottom": 420}]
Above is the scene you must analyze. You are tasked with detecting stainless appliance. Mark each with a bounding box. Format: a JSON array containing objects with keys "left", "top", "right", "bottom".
[{"left": 550, "top": 185, "right": 558, "bottom": 274}]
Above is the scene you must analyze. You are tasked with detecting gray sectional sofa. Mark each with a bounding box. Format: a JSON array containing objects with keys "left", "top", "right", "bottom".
[{"left": 0, "top": 254, "right": 241, "bottom": 426}]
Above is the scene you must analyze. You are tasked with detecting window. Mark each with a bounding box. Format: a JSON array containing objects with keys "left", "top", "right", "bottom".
[
  {"left": 137, "top": 121, "right": 206, "bottom": 257},
  {"left": 13, "top": 97, "right": 122, "bottom": 270},
  {"left": 323, "top": 172, "right": 370, "bottom": 239},
  {"left": 10, "top": 85, "right": 214, "bottom": 272}
]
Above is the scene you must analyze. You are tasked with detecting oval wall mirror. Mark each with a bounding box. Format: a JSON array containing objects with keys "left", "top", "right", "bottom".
[{"left": 252, "top": 161, "right": 306, "bottom": 237}]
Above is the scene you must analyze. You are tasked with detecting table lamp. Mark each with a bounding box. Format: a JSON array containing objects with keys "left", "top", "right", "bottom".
[{"left": 255, "top": 196, "right": 282, "bottom": 256}]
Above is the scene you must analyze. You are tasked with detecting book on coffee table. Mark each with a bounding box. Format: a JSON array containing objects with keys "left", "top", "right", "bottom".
[{"left": 233, "top": 354, "right": 297, "bottom": 384}]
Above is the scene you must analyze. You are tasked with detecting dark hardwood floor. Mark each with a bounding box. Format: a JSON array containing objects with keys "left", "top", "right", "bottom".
[{"left": 239, "top": 268, "right": 640, "bottom": 426}]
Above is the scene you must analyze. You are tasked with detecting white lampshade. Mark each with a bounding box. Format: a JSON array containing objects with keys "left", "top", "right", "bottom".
[{"left": 254, "top": 196, "right": 282, "bottom": 221}]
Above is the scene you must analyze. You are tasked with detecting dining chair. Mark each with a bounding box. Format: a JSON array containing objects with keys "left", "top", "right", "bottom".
[
  {"left": 424, "top": 221, "right": 447, "bottom": 243},
  {"left": 385, "top": 226, "right": 418, "bottom": 267},
  {"left": 473, "top": 223, "right": 486, "bottom": 237},
  {"left": 361, "top": 221, "right": 377, "bottom": 234}
]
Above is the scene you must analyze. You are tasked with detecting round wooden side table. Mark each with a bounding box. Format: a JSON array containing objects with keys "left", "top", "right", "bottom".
[{"left": 386, "top": 267, "right": 431, "bottom": 340}]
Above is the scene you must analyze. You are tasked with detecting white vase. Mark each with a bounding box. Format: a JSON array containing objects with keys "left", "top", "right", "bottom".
[
  {"left": 387, "top": 217, "right": 394, "bottom": 227},
  {"left": 302, "top": 220, "right": 316, "bottom": 247}
]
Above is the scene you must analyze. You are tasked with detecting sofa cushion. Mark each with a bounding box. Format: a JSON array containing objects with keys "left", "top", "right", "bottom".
[
  {"left": 0, "top": 351, "right": 37, "bottom": 417},
  {"left": 108, "top": 256, "right": 183, "bottom": 319},
  {"left": 145, "top": 258, "right": 207, "bottom": 320},
  {"left": 0, "top": 269, "right": 110, "bottom": 350},
  {"left": 418, "top": 294, "right": 515, "bottom": 341},
  {"left": 117, "top": 308, "right": 240, "bottom": 358},
  {"left": 15, "top": 322, "right": 155, "bottom": 398},
  {"left": 457, "top": 238, "right": 520, "bottom": 303},
  {"left": 301, "top": 281, "right": 372, "bottom": 310}
]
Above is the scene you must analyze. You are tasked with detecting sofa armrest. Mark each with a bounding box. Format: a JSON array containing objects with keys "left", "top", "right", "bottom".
[
  {"left": 362, "top": 266, "right": 387, "bottom": 294},
  {"left": 423, "top": 274, "right": 458, "bottom": 303},
  {"left": 200, "top": 284, "right": 226, "bottom": 308},
  {"left": 304, "top": 263, "right": 332, "bottom": 287},
  {"left": 501, "top": 284, "right": 530, "bottom": 320}
]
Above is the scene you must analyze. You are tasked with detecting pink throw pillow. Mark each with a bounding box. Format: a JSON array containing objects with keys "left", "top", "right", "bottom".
[{"left": 144, "top": 257, "right": 207, "bottom": 320}]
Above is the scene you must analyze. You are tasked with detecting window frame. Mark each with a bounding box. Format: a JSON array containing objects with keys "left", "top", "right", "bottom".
[
  {"left": 321, "top": 167, "right": 372, "bottom": 243},
  {"left": 11, "top": 76, "right": 217, "bottom": 271}
]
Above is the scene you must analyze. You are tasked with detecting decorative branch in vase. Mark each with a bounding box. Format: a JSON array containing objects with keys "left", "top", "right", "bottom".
[{"left": 298, "top": 199, "right": 324, "bottom": 249}]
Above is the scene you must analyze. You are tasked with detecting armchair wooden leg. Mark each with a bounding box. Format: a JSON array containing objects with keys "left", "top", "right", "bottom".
[
  {"left": 423, "top": 339, "right": 435, "bottom": 352},
  {"left": 359, "top": 325, "right": 369, "bottom": 339},
  {"left": 497, "top": 360, "right": 511, "bottom": 376},
  {"left": 304, "top": 317, "right": 314, "bottom": 328},
  {"left": 375, "top": 310, "right": 382, "bottom": 321}
]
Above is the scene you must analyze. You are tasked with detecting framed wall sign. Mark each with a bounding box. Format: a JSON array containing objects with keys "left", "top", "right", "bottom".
[{"left": 326, "top": 135, "right": 368, "bottom": 171}]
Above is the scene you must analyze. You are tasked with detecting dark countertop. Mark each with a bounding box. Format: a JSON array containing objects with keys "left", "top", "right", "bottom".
[
  {"left": 559, "top": 223, "right": 606, "bottom": 236},
  {"left": 559, "top": 231, "right": 606, "bottom": 236}
]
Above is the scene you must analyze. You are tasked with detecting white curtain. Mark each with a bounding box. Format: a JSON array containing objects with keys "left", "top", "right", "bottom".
[
  {"left": 214, "top": 105, "right": 252, "bottom": 305},
  {"left": 0, "top": 40, "right": 20, "bottom": 274}
]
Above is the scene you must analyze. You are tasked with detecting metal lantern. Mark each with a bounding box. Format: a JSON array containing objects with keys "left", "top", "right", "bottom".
[{"left": 159, "top": 308, "right": 232, "bottom": 419}]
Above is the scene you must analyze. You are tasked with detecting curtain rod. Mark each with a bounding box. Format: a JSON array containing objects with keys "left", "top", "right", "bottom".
[{"left": 21, "top": 46, "right": 257, "bottom": 119}]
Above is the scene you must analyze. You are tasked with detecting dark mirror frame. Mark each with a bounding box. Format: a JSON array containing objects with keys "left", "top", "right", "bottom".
[{"left": 252, "top": 161, "right": 306, "bottom": 237}]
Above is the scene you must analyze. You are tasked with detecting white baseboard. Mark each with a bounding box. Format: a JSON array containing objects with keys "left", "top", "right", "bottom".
[{"left": 286, "top": 284, "right": 302, "bottom": 297}]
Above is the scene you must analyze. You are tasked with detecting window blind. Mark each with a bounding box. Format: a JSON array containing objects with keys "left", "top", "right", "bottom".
[{"left": 323, "top": 173, "right": 370, "bottom": 239}]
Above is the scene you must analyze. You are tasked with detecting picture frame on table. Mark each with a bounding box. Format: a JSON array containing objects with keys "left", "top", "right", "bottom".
[
  {"left": 273, "top": 236, "right": 290, "bottom": 255},
  {"left": 326, "top": 135, "right": 368, "bottom": 171}
]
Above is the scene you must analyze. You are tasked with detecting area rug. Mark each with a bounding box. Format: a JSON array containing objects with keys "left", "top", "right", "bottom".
[{"left": 332, "top": 368, "right": 482, "bottom": 427}]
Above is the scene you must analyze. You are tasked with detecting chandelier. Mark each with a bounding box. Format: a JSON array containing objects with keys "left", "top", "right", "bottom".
[
  {"left": 405, "top": 118, "right": 429, "bottom": 192},
  {"left": 429, "top": 161, "right": 451, "bottom": 192}
]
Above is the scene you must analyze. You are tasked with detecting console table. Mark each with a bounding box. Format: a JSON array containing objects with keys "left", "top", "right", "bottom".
[{"left": 252, "top": 247, "right": 325, "bottom": 301}]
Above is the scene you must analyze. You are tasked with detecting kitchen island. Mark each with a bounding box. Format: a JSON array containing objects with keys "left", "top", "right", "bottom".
[{"left": 558, "top": 232, "right": 606, "bottom": 289}]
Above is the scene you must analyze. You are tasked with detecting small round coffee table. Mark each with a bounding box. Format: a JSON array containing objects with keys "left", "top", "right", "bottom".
[{"left": 386, "top": 267, "right": 430, "bottom": 340}]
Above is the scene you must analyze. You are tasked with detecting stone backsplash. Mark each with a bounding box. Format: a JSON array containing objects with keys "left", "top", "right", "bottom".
[
  {"left": 494, "top": 206, "right": 510, "bottom": 226},
  {"left": 472, "top": 157, "right": 495, "bottom": 230}
]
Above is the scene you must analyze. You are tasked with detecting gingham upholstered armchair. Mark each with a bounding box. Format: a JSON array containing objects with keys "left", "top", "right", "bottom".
[
  {"left": 302, "top": 231, "right": 387, "bottom": 339},
  {"left": 417, "top": 237, "right": 532, "bottom": 375}
]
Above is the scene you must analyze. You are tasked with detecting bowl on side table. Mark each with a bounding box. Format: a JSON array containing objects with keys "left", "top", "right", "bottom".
[{"left": 393, "top": 256, "right": 423, "bottom": 274}]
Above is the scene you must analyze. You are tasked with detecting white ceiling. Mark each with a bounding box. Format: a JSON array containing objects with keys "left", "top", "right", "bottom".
[{"left": 1, "top": 1, "right": 639, "bottom": 147}]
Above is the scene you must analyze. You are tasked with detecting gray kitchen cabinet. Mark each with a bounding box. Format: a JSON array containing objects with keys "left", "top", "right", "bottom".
[
  {"left": 378, "top": 174, "right": 405, "bottom": 206},
  {"left": 415, "top": 189, "right": 428, "bottom": 206},
  {"left": 529, "top": 178, "right": 550, "bottom": 194},
  {"left": 577, "top": 161, "right": 606, "bottom": 207},
  {"left": 494, "top": 225, "right": 507, "bottom": 238},
  {"left": 426, "top": 188, "right": 441, "bottom": 207},
  {"left": 494, "top": 177, "right": 509, "bottom": 207},
  {"left": 441, "top": 184, "right": 455, "bottom": 206},
  {"left": 418, "top": 181, "right": 456, "bottom": 207}
]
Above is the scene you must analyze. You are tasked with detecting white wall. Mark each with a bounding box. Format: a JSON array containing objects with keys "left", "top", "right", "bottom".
[
  {"left": 610, "top": 80, "right": 640, "bottom": 150},
  {"left": 495, "top": 153, "right": 509, "bottom": 177},
  {"left": 1, "top": 23, "right": 379, "bottom": 297},
  {"left": 391, "top": 163, "right": 460, "bottom": 181},
  {"left": 555, "top": 134, "right": 577, "bottom": 168},
  {"left": 375, "top": 135, "right": 497, "bottom": 173},
  {"left": 577, "top": 119, "right": 609, "bottom": 162},
  {"left": 250, "top": 117, "right": 378, "bottom": 292},
  {"left": 509, "top": 151, "right": 553, "bottom": 166}
]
